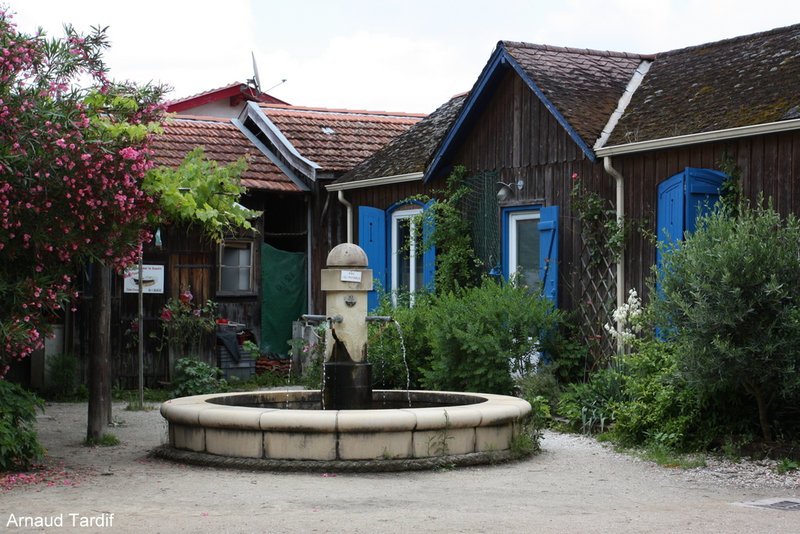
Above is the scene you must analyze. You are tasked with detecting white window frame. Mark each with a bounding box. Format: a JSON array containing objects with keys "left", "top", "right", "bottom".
[
  {"left": 390, "top": 207, "right": 423, "bottom": 304},
  {"left": 218, "top": 240, "right": 255, "bottom": 295},
  {"left": 508, "top": 210, "right": 540, "bottom": 285}
]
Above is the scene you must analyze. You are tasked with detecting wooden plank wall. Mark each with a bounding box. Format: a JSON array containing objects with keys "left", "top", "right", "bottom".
[
  {"left": 615, "top": 130, "right": 800, "bottom": 304},
  {"left": 451, "top": 70, "right": 610, "bottom": 314}
]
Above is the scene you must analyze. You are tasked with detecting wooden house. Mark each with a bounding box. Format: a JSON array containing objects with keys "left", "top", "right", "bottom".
[
  {"left": 101, "top": 114, "right": 302, "bottom": 385},
  {"left": 99, "top": 102, "right": 422, "bottom": 386},
  {"left": 329, "top": 24, "right": 800, "bottom": 352}
]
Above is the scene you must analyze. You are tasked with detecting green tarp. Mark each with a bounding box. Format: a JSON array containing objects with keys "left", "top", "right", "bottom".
[{"left": 261, "top": 243, "right": 307, "bottom": 355}]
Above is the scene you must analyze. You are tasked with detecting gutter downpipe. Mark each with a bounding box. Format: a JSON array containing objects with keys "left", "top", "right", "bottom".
[
  {"left": 337, "top": 190, "right": 353, "bottom": 244},
  {"left": 603, "top": 156, "right": 625, "bottom": 354}
]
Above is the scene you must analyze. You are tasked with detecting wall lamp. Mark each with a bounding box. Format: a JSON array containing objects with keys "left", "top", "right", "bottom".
[{"left": 496, "top": 180, "right": 524, "bottom": 201}]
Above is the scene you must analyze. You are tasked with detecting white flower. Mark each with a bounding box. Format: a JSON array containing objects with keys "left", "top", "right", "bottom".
[{"left": 605, "top": 289, "right": 643, "bottom": 346}]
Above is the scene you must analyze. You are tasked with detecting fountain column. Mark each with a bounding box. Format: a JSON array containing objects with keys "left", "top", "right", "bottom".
[{"left": 320, "top": 243, "right": 373, "bottom": 409}]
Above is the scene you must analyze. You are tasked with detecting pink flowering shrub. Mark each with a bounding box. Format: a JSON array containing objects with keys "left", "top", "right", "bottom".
[{"left": 0, "top": 9, "right": 166, "bottom": 373}]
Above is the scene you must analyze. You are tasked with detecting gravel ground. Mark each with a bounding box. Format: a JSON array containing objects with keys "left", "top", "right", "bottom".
[{"left": 1, "top": 402, "right": 799, "bottom": 533}]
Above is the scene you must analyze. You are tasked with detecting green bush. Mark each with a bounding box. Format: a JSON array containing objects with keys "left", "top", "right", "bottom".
[
  {"left": 170, "top": 358, "right": 229, "bottom": 397},
  {"left": 367, "top": 290, "right": 434, "bottom": 390},
  {"left": 516, "top": 363, "right": 561, "bottom": 410},
  {"left": 511, "top": 394, "right": 550, "bottom": 458},
  {"left": 0, "top": 380, "right": 45, "bottom": 471},
  {"left": 545, "top": 325, "right": 595, "bottom": 384},
  {"left": 654, "top": 200, "right": 800, "bottom": 442},
  {"left": 367, "top": 279, "right": 564, "bottom": 396},
  {"left": 45, "top": 352, "right": 78, "bottom": 400},
  {"left": 422, "top": 278, "right": 562, "bottom": 394},
  {"left": 608, "top": 340, "right": 704, "bottom": 450},
  {"left": 558, "top": 366, "right": 626, "bottom": 434}
]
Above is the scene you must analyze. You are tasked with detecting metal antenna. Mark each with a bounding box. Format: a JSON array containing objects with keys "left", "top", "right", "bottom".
[{"left": 249, "top": 51, "right": 261, "bottom": 92}]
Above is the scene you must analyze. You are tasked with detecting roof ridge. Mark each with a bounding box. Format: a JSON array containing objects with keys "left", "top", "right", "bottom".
[
  {"left": 165, "top": 115, "right": 233, "bottom": 124},
  {"left": 500, "top": 40, "right": 654, "bottom": 60},
  {"left": 257, "top": 103, "right": 426, "bottom": 119},
  {"left": 655, "top": 22, "right": 800, "bottom": 58},
  {"left": 167, "top": 82, "right": 246, "bottom": 103}
]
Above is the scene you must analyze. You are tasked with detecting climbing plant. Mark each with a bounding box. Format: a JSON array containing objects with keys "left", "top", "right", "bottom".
[
  {"left": 142, "top": 147, "right": 260, "bottom": 243},
  {"left": 406, "top": 166, "right": 482, "bottom": 295},
  {"left": 569, "top": 173, "right": 629, "bottom": 267}
]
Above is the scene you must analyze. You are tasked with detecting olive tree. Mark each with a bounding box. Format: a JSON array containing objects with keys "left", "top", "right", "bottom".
[{"left": 654, "top": 200, "right": 800, "bottom": 442}]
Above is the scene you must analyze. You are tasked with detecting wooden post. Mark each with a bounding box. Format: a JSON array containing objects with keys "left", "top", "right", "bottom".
[
  {"left": 137, "top": 258, "right": 144, "bottom": 409},
  {"left": 87, "top": 262, "right": 111, "bottom": 441}
]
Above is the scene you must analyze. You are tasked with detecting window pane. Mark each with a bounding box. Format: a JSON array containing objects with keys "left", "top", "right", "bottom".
[
  {"left": 414, "top": 250, "right": 423, "bottom": 292},
  {"left": 397, "top": 221, "right": 411, "bottom": 292},
  {"left": 514, "top": 217, "right": 540, "bottom": 288},
  {"left": 391, "top": 208, "right": 422, "bottom": 303},
  {"left": 220, "top": 243, "right": 252, "bottom": 292}
]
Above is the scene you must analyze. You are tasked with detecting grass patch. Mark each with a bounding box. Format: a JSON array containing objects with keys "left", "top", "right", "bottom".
[
  {"left": 84, "top": 434, "right": 120, "bottom": 447},
  {"left": 776, "top": 458, "right": 800, "bottom": 474},
  {"left": 635, "top": 445, "right": 707, "bottom": 469},
  {"left": 114, "top": 387, "right": 172, "bottom": 404},
  {"left": 124, "top": 403, "right": 158, "bottom": 412}
]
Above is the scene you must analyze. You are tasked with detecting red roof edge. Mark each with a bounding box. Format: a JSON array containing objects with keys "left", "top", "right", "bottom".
[{"left": 166, "top": 83, "right": 289, "bottom": 112}]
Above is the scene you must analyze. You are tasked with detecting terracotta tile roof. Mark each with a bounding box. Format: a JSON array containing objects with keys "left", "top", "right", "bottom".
[
  {"left": 334, "top": 93, "right": 468, "bottom": 185},
  {"left": 258, "top": 104, "right": 425, "bottom": 173},
  {"left": 151, "top": 116, "right": 300, "bottom": 192},
  {"left": 502, "top": 42, "right": 649, "bottom": 145},
  {"left": 606, "top": 24, "right": 800, "bottom": 146}
]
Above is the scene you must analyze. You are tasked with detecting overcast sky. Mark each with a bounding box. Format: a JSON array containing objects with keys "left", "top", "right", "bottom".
[{"left": 8, "top": 0, "right": 800, "bottom": 113}]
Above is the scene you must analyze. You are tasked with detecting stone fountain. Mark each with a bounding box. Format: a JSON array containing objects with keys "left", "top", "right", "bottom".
[
  {"left": 157, "top": 244, "right": 531, "bottom": 471},
  {"left": 319, "top": 243, "right": 374, "bottom": 410}
]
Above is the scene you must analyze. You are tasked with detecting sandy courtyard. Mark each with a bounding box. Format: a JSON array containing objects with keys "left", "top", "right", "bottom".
[{"left": 1, "top": 401, "right": 799, "bottom": 533}]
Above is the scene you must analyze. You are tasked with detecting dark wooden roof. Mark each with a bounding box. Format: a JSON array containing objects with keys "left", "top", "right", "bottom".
[
  {"left": 258, "top": 104, "right": 425, "bottom": 173},
  {"left": 334, "top": 93, "right": 468, "bottom": 184},
  {"left": 606, "top": 24, "right": 800, "bottom": 146},
  {"left": 502, "top": 42, "right": 649, "bottom": 146},
  {"left": 151, "top": 116, "right": 300, "bottom": 192}
]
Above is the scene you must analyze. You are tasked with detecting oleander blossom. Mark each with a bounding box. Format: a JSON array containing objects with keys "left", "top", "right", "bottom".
[{"left": 0, "top": 8, "right": 166, "bottom": 372}]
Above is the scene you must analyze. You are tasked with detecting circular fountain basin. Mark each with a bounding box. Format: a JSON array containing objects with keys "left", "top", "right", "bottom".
[{"left": 156, "top": 390, "right": 531, "bottom": 471}]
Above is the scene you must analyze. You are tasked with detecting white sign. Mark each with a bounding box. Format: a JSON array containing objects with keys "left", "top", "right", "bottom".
[
  {"left": 340, "top": 270, "right": 362, "bottom": 283},
  {"left": 123, "top": 264, "right": 165, "bottom": 294}
]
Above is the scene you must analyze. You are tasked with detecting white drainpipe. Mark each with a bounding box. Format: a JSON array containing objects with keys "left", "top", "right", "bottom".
[
  {"left": 337, "top": 190, "right": 353, "bottom": 244},
  {"left": 603, "top": 156, "right": 625, "bottom": 353}
]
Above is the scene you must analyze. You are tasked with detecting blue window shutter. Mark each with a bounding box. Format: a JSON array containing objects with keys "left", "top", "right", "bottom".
[
  {"left": 538, "top": 205, "right": 559, "bottom": 306},
  {"left": 656, "top": 172, "right": 685, "bottom": 269},
  {"left": 657, "top": 167, "right": 726, "bottom": 268},
  {"left": 358, "top": 206, "right": 386, "bottom": 311},
  {"left": 422, "top": 199, "right": 436, "bottom": 290},
  {"left": 684, "top": 167, "right": 726, "bottom": 233}
]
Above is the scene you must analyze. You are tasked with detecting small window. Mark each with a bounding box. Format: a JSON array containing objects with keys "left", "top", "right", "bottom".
[
  {"left": 508, "top": 210, "right": 541, "bottom": 288},
  {"left": 219, "top": 240, "right": 254, "bottom": 294},
  {"left": 502, "top": 205, "right": 559, "bottom": 304},
  {"left": 391, "top": 207, "right": 423, "bottom": 304}
]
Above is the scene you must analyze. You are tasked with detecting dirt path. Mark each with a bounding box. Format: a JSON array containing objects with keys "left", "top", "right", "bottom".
[{"left": 2, "top": 402, "right": 799, "bottom": 533}]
